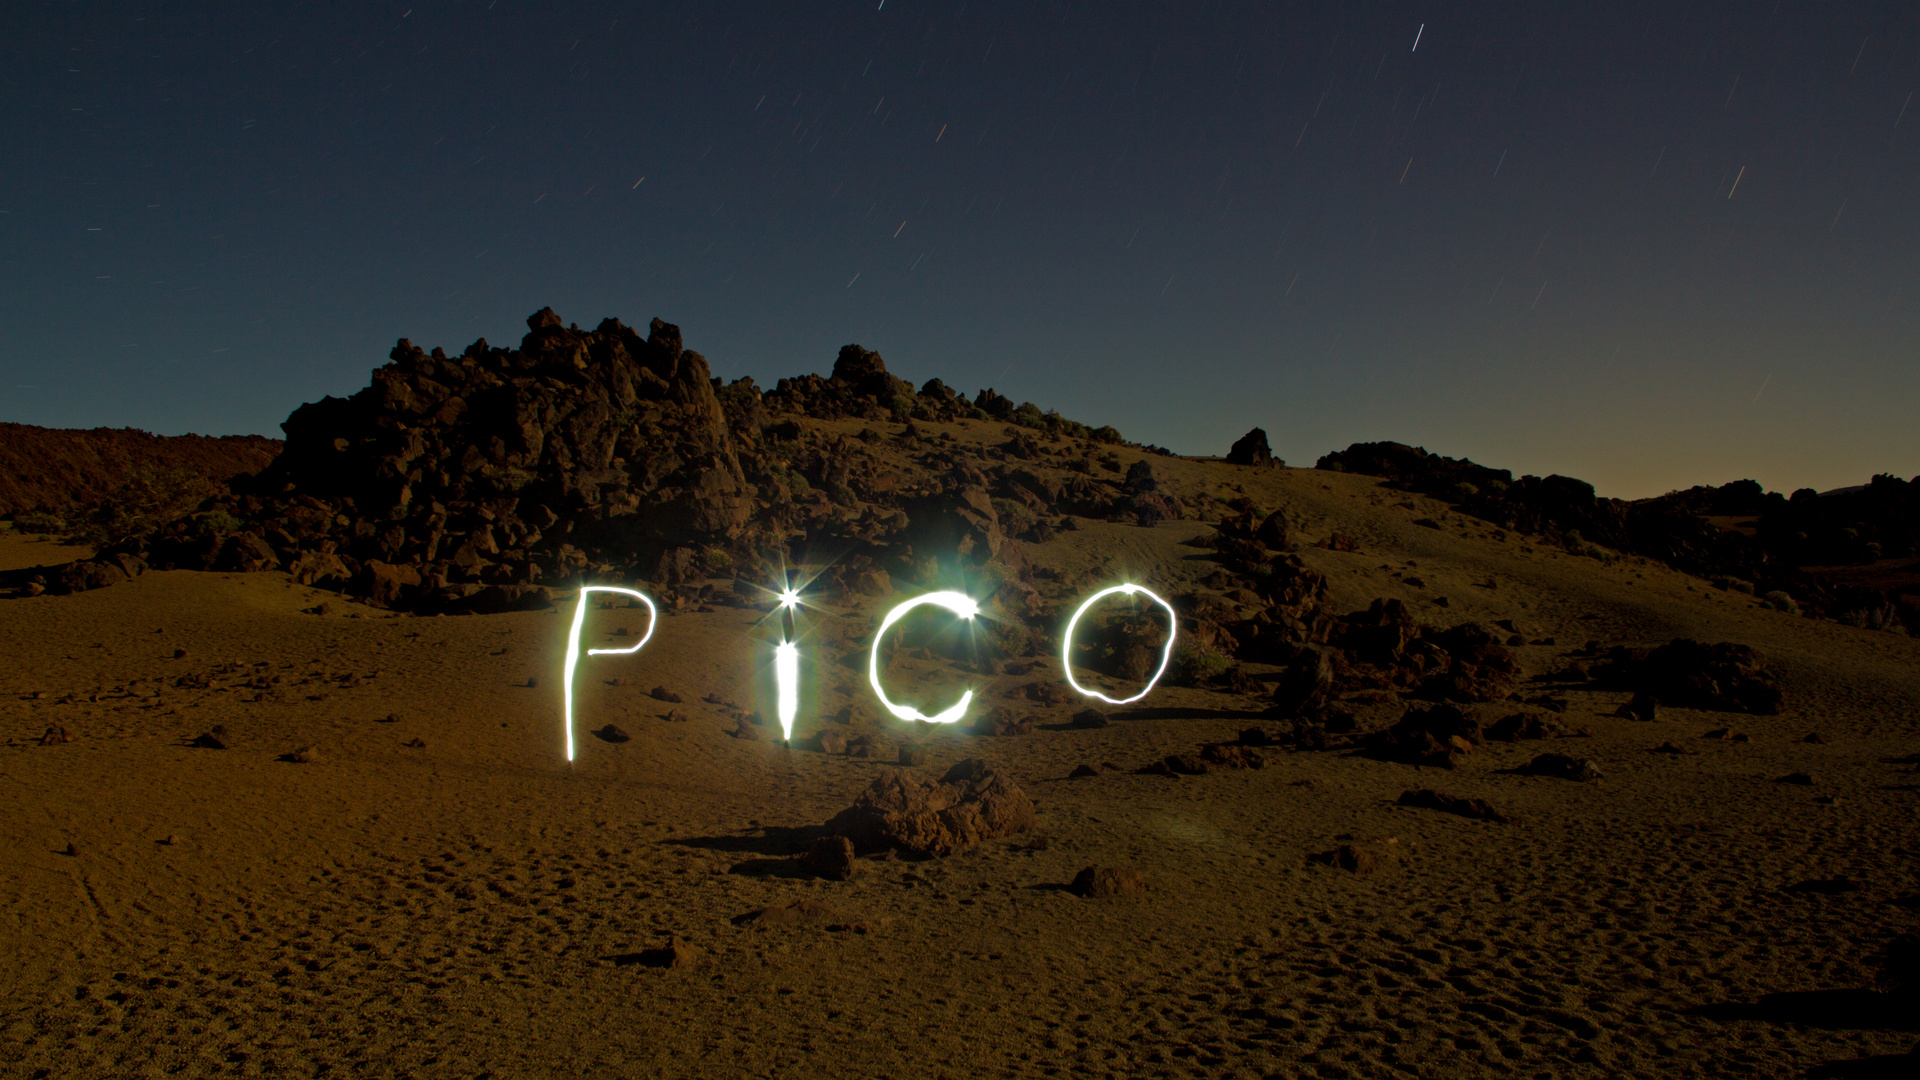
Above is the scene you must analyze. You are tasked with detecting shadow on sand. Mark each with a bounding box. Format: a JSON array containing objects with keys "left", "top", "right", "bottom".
[{"left": 1687, "top": 988, "right": 1919, "bottom": 1032}]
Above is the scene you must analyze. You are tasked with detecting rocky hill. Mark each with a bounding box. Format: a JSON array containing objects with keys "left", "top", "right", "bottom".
[{"left": 0, "top": 423, "right": 280, "bottom": 519}]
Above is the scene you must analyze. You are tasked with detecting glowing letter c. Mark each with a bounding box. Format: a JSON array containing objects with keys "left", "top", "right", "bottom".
[{"left": 867, "top": 590, "right": 980, "bottom": 725}]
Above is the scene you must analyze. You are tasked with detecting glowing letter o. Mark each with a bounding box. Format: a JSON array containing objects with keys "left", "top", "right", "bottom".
[
  {"left": 562, "top": 586, "right": 659, "bottom": 762},
  {"left": 867, "top": 590, "right": 980, "bottom": 724},
  {"left": 1060, "top": 583, "right": 1178, "bottom": 706}
]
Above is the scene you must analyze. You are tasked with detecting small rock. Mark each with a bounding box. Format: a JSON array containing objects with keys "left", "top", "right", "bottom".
[
  {"left": 1801, "top": 732, "right": 1827, "bottom": 744},
  {"left": 1070, "top": 708, "right": 1109, "bottom": 729},
  {"left": 172, "top": 648, "right": 188, "bottom": 659},
  {"left": 815, "top": 731, "right": 848, "bottom": 754},
  {"left": 1813, "top": 794, "right": 1841, "bottom": 806},
  {"left": 62, "top": 842, "right": 78, "bottom": 857},
  {"left": 623, "top": 937, "right": 701, "bottom": 969},
  {"left": 1650, "top": 742, "right": 1696, "bottom": 755},
  {"left": 800, "top": 836, "right": 858, "bottom": 881},
  {"left": 650, "top": 686, "right": 685, "bottom": 703},
  {"left": 1615, "top": 692, "right": 1659, "bottom": 722},
  {"left": 1238, "top": 727, "right": 1274, "bottom": 747},
  {"left": 1776, "top": 772, "right": 1815, "bottom": 786},
  {"left": 1702, "top": 727, "right": 1735, "bottom": 740},
  {"left": 1396, "top": 789, "right": 1511, "bottom": 823},
  {"left": 845, "top": 734, "right": 884, "bottom": 759},
  {"left": 663, "top": 709, "right": 690, "bottom": 723},
  {"left": 1200, "top": 744, "right": 1265, "bottom": 769},
  {"left": 730, "top": 718, "right": 760, "bottom": 741},
  {"left": 1068, "top": 764, "right": 1101, "bottom": 779},
  {"left": 596, "top": 724, "right": 631, "bottom": 743},
  {"left": 38, "top": 725, "right": 71, "bottom": 746},
  {"left": 161, "top": 835, "right": 178, "bottom": 846},
  {"left": 1519, "top": 753, "right": 1602, "bottom": 782},
  {"left": 898, "top": 746, "right": 928, "bottom": 768},
  {"left": 1312, "top": 840, "right": 1398, "bottom": 876},
  {"left": 189, "top": 732, "right": 227, "bottom": 750},
  {"left": 377, "top": 712, "right": 400, "bottom": 723},
  {"left": 731, "top": 898, "right": 842, "bottom": 926},
  {"left": 526, "top": 677, "right": 539, "bottom": 689},
  {"left": 973, "top": 707, "right": 1035, "bottom": 737},
  {"left": 402, "top": 737, "right": 426, "bottom": 748},
  {"left": 283, "top": 746, "right": 317, "bottom": 763},
  {"left": 1070, "top": 866, "right": 1148, "bottom": 898}
]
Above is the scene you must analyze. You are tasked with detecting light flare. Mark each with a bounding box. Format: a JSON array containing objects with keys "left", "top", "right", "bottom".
[
  {"left": 1060, "top": 583, "right": 1178, "bottom": 706},
  {"left": 775, "top": 640, "right": 800, "bottom": 740},
  {"left": 867, "top": 590, "right": 980, "bottom": 724},
  {"left": 561, "top": 586, "right": 658, "bottom": 762}
]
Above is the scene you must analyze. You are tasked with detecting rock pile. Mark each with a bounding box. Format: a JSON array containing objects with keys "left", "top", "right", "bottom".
[{"left": 9, "top": 309, "right": 1171, "bottom": 609}]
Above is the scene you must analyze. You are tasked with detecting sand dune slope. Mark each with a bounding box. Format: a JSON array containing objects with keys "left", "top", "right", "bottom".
[{"left": 4, "top": 456, "right": 1918, "bottom": 1079}]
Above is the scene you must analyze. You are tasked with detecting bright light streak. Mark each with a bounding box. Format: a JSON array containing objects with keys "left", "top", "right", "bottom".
[
  {"left": 775, "top": 641, "right": 800, "bottom": 740},
  {"left": 1060, "top": 583, "right": 1178, "bottom": 706},
  {"left": 1411, "top": 23, "right": 1424, "bottom": 51},
  {"left": 561, "top": 586, "right": 658, "bottom": 762},
  {"left": 867, "top": 590, "right": 979, "bottom": 724},
  {"left": 778, "top": 587, "right": 802, "bottom": 611}
]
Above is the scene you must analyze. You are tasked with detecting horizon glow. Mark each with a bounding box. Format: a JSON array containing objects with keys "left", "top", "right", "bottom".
[
  {"left": 1061, "top": 583, "right": 1178, "bottom": 707},
  {"left": 561, "top": 585, "right": 658, "bottom": 762},
  {"left": 867, "top": 590, "right": 980, "bottom": 725}
]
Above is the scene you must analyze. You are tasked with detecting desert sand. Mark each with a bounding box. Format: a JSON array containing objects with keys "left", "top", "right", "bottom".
[{"left": 4, "top": 433, "right": 1918, "bottom": 1079}]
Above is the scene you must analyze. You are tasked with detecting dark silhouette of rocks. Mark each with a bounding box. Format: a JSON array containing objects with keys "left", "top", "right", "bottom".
[
  {"left": 1315, "top": 441, "right": 1920, "bottom": 629},
  {"left": 824, "top": 759, "right": 1035, "bottom": 858},
  {"left": 5, "top": 309, "right": 1163, "bottom": 608},
  {"left": 1226, "top": 428, "right": 1279, "bottom": 468}
]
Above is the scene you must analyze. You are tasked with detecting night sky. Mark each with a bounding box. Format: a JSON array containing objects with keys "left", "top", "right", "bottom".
[{"left": 6, "top": 1, "right": 1916, "bottom": 499}]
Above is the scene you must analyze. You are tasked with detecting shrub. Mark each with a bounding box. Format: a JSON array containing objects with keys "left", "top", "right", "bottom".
[
  {"left": 1762, "top": 590, "right": 1800, "bottom": 615},
  {"left": 1089, "top": 425, "right": 1124, "bottom": 445},
  {"left": 188, "top": 510, "right": 242, "bottom": 541},
  {"left": 1169, "top": 641, "right": 1229, "bottom": 687},
  {"left": 991, "top": 498, "right": 1036, "bottom": 537},
  {"left": 13, "top": 511, "right": 65, "bottom": 534},
  {"left": 697, "top": 545, "right": 733, "bottom": 577}
]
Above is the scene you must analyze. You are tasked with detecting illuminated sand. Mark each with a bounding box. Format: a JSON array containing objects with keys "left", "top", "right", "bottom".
[{"left": 4, "top": 442, "right": 1919, "bottom": 1078}]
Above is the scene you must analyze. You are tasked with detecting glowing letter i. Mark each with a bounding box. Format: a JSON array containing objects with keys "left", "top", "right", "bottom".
[{"left": 561, "top": 586, "right": 658, "bottom": 762}]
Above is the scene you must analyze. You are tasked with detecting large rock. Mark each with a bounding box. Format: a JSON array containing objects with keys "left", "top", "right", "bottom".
[
  {"left": 1226, "top": 428, "right": 1276, "bottom": 467},
  {"left": 824, "top": 759, "right": 1035, "bottom": 857},
  {"left": 1270, "top": 648, "right": 1334, "bottom": 716},
  {"left": 121, "top": 310, "right": 755, "bottom": 608},
  {"left": 1593, "top": 639, "right": 1783, "bottom": 714}
]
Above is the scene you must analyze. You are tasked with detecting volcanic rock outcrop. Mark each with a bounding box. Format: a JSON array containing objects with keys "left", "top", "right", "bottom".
[{"left": 12, "top": 309, "right": 1157, "bottom": 610}]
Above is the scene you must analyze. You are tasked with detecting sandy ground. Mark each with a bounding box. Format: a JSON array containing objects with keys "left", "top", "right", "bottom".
[{"left": 3, "top": 463, "right": 1919, "bottom": 1079}]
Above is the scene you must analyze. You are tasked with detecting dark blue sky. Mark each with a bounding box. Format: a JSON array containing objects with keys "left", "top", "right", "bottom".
[{"left": 5, "top": 1, "right": 1916, "bottom": 498}]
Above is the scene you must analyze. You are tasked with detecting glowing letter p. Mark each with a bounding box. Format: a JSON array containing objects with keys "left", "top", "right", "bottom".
[{"left": 562, "top": 586, "right": 659, "bottom": 761}]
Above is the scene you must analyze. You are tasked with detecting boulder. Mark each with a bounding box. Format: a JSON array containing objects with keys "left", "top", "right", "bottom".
[
  {"left": 1592, "top": 639, "right": 1783, "bottom": 714},
  {"left": 800, "top": 836, "right": 858, "bottom": 881},
  {"left": 1226, "top": 428, "right": 1276, "bottom": 467},
  {"left": 1070, "top": 866, "right": 1148, "bottom": 898},
  {"left": 824, "top": 759, "right": 1035, "bottom": 858}
]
